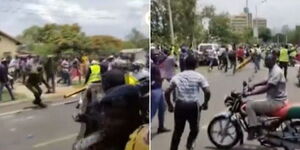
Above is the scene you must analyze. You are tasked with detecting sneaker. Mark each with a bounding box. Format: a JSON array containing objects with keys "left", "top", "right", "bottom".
[{"left": 157, "top": 127, "right": 171, "bottom": 134}]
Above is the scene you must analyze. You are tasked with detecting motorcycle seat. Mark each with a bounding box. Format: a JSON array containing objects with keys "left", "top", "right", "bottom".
[{"left": 268, "top": 100, "right": 290, "bottom": 118}]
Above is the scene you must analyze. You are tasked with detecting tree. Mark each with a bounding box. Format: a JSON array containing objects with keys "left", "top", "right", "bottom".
[
  {"left": 89, "top": 35, "right": 123, "bottom": 51},
  {"left": 259, "top": 27, "right": 272, "bottom": 42},
  {"left": 209, "top": 13, "right": 233, "bottom": 43},
  {"left": 126, "top": 28, "right": 148, "bottom": 49},
  {"left": 19, "top": 24, "right": 90, "bottom": 55},
  {"left": 151, "top": 0, "right": 199, "bottom": 46},
  {"left": 200, "top": 6, "right": 215, "bottom": 18}
]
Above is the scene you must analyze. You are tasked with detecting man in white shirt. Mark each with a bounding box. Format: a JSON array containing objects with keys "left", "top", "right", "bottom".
[{"left": 165, "top": 55, "right": 211, "bottom": 150}]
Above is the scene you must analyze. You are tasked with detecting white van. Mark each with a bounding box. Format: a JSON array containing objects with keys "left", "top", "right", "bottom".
[{"left": 196, "top": 43, "right": 219, "bottom": 65}]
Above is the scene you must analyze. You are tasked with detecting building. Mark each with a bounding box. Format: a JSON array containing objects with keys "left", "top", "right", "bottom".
[
  {"left": 0, "top": 30, "right": 21, "bottom": 58},
  {"left": 230, "top": 13, "right": 252, "bottom": 32},
  {"left": 253, "top": 18, "right": 267, "bottom": 29}
]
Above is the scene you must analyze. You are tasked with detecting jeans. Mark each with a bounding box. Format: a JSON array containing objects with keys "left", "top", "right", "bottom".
[
  {"left": 0, "top": 82, "right": 15, "bottom": 101},
  {"left": 229, "top": 60, "right": 236, "bottom": 74},
  {"left": 151, "top": 88, "right": 166, "bottom": 129},
  {"left": 254, "top": 60, "right": 260, "bottom": 73},
  {"left": 62, "top": 71, "right": 71, "bottom": 86},
  {"left": 208, "top": 58, "right": 214, "bottom": 70}
]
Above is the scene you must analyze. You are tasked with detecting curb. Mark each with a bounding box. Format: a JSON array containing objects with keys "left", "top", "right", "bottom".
[{"left": 0, "top": 93, "right": 69, "bottom": 108}]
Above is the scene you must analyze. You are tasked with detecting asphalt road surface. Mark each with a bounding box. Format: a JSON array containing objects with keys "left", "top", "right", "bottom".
[
  {"left": 0, "top": 98, "right": 80, "bottom": 150},
  {"left": 152, "top": 64, "right": 300, "bottom": 150}
]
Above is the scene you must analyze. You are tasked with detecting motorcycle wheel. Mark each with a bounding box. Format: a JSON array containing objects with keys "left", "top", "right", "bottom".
[{"left": 208, "top": 116, "right": 240, "bottom": 149}]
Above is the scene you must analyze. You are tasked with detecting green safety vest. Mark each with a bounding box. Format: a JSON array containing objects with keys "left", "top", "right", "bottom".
[
  {"left": 279, "top": 48, "right": 289, "bottom": 62},
  {"left": 88, "top": 64, "right": 101, "bottom": 83}
]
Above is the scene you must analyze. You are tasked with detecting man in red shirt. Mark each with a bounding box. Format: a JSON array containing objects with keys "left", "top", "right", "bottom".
[{"left": 236, "top": 46, "right": 245, "bottom": 63}]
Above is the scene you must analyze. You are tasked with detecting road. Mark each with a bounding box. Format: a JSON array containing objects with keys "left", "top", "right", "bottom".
[
  {"left": 151, "top": 64, "right": 300, "bottom": 150},
  {"left": 0, "top": 97, "right": 80, "bottom": 150}
]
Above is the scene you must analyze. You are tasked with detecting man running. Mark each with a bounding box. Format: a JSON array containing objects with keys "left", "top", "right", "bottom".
[{"left": 165, "top": 55, "right": 211, "bottom": 150}]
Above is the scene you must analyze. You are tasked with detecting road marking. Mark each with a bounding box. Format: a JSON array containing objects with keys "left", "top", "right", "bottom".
[
  {"left": 0, "top": 100, "right": 77, "bottom": 117},
  {"left": 0, "top": 110, "right": 23, "bottom": 117},
  {"left": 33, "top": 133, "right": 77, "bottom": 148}
]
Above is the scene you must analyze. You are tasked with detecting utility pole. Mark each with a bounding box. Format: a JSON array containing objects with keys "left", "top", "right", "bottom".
[{"left": 167, "top": 0, "right": 175, "bottom": 45}]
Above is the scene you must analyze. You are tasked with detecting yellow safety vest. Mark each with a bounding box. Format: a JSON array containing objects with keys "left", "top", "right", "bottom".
[
  {"left": 125, "top": 125, "right": 149, "bottom": 150},
  {"left": 279, "top": 48, "right": 289, "bottom": 62},
  {"left": 290, "top": 50, "right": 297, "bottom": 57},
  {"left": 124, "top": 73, "right": 139, "bottom": 85},
  {"left": 88, "top": 64, "right": 101, "bottom": 83}
]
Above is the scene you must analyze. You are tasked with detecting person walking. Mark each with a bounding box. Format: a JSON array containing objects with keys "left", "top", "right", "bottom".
[
  {"left": 220, "top": 47, "right": 229, "bottom": 72},
  {"left": 25, "top": 66, "right": 51, "bottom": 108},
  {"left": 251, "top": 46, "right": 261, "bottom": 73},
  {"left": 151, "top": 62, "right": 170, "bottom": 133},
  {"left": 179, "top": 48, "right": 188, "bottom": 72},
  {"left": 0, "top": 59, "right": 15, "bottom": 101},
  {"left": 228, "top": 48, "right": 237, "bottom": 74},
  {"left": 207, "top": 48, "right": 217, "bottom": 72},
  {"left": 159, "top": 50, "right": 177, "bottom": 82},
  {"left": 165, "top": 55, "right": 211, "bottom": 150},
  {"left": 236, "top": 46, "right": 245, "bottom": 63},
  {"left": 70, "top": 58, "right": 81, "bottom": 83},
  {"left": 278, "top": 45, "right": 289, "bottom": 79},
  {"left": 61, "top": 58, "right": 71, "bottom": 86},
  {"left": 44, "top": 55, "right": 56, "bottom": 93}
]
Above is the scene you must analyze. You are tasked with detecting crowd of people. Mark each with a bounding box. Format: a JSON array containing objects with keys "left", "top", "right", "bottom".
[
  {"left": 151, "top": 42, "right": 299, "bottom": 150},
  {"left": 0, "top": 53, "right": 148, "bottom": 107}
]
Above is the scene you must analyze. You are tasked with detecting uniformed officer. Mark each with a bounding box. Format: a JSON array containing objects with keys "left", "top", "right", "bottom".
[
  {"left": 84, "top": 60, "right": 101, "bottom": 85},
  {"left": 278, "top": 45, "right": 289, "bottom": 79},
  {"left": 25, "top": 66, "right": 51, "bottom": 108}
]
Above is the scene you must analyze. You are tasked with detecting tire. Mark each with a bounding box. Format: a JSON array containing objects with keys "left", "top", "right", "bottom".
[{"left": 208, "top": 116, "right": 240, "bottom": 149}]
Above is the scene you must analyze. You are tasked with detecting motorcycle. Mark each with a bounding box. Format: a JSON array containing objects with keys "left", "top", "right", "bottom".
[{"left": 207, "top": 79, "right": 300, "bottom": 150}]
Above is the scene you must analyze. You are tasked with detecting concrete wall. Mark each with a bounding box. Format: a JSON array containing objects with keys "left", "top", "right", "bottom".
[{"left": 0, "top": 34, "right": 18, "bottom": 58}]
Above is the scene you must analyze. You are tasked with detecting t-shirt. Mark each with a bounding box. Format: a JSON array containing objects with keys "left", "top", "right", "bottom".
[
  {"left": 267, "top": 64, "right": 287, "bottom": 101},
  {"left": 159, "top": 56, "right": 176, "bottom": 80},
  {"left": 170, "top": 70, "right": 209, "bottom": 105},
  {"left": 151, "top": 64, "right": 162, "bottom": 89},
  {"left": 207, "top": 49, "right": 217, "bottom": 59}
]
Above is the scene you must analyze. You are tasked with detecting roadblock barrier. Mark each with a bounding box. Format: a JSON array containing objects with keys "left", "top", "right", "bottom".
[
  {"left": 236, "top": 57, "right": 251, "bottom": 71},
  {"left": 64, "top": 87, "right": 87, "bottom": 98}
]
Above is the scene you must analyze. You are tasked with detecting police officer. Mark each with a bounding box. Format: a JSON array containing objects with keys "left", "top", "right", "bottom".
[
  {"left": 289, "top": 45, "right": 297, "bottom": 67},
  {"left": 84, "top": 60, "right": 101, "bottom": 85},
  {"left": 25, "top": 66, "right": 51, "bottom": 108},
  {"left": 278, "top": 45, "right": 289, "bottom": 79}
]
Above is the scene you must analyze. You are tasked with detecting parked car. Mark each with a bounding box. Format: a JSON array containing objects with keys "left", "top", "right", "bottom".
[{"left": 196, "top": 43, "right": 219, "bottom": 65}]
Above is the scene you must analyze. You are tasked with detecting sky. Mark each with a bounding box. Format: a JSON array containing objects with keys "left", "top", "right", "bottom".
[
  {"left": 0, "top": 0, "right": 149, "bottom": 39},
  {"left": 198, "top": 0, "right": 300, "bottom": 33}
]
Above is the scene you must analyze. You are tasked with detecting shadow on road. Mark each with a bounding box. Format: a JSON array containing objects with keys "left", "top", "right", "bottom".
[{"left": 205, "top": 144, "right": 278, "bottom": 150}]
